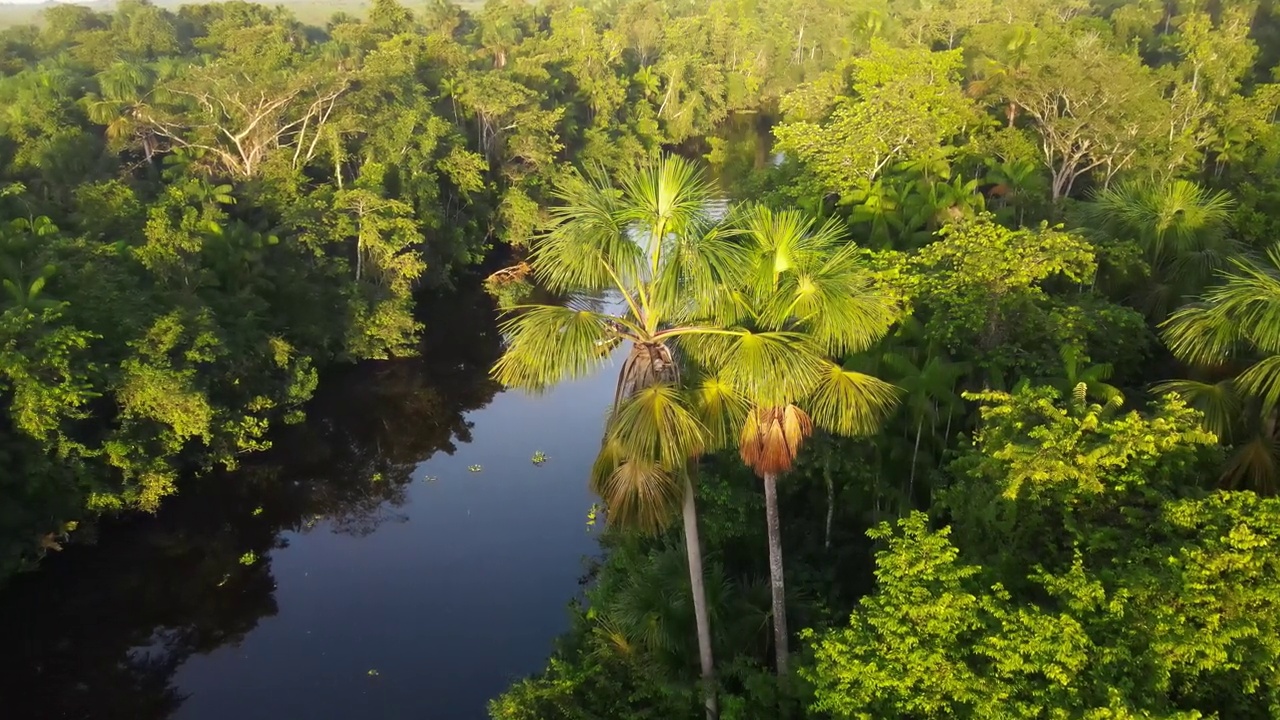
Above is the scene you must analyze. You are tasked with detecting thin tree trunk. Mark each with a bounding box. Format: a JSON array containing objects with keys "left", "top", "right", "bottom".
[
  {"left": 682, "top": 473, "right": 718, "bottom": 720},
  {"left": 762, "top": 472, "right": 789, "bottom": 675},
  {"left": 823, "top": 464, "right": 834, "bottom": 551},
  {"left": 909, "top": 415, "right": 924, "bottom": 501}
]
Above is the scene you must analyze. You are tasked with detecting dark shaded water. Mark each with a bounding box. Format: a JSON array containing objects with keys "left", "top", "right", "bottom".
[{"left": 0, "top": 286, "right": 617, "bottom": 719}]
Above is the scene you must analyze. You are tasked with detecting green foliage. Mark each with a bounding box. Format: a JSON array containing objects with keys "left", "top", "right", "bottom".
[
  {"left": 806, "top": 389, "right": 1279, "bottom": 720},
  {"left": 898, "top": 215, "right": 1108, "bottom": 381},
  {"left": 775, "top": 42, "right": 983, "bottom": 202},
  {"left": 6, "top": 1, "right": 1280, "bottom": 717}
]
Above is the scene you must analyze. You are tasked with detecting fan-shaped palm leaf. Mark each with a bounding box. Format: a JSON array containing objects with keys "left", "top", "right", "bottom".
[
  {"left": 1223, "top": 432, "right": 1279, "bottom": 494},
  {"left": 606, "top": 383, "right": 707, "bottom": 469},
  {"left": 534, "top": 165, "right": 640, "bottom": 293},
  {"left": 677, "top": 329, "right": 824, "bottom": 408},
  {"left": 492, "top": 305, "right": 626, "bottom": 391},
  {"left": 590, "top": 440, "right": 682, "bottom": 535},
  {"left": 617, "top": 150, "right": 711, "bottom": 268},
  {"left": 808, "top": 360, "right": 901, "bottom": 438},
  {"left": 650, "top": 215, "right": 749, "bottom": 325},
  {"left": 1152, "top": 378, "right": 1239, "bottom": 439},
  {"left": 691, "top": 371, "right": 749, "bottom": 453}
]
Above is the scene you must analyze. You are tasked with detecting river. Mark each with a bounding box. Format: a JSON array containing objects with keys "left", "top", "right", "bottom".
[{"left": 0, "top": 284, "right": 618, "bottom": 719}]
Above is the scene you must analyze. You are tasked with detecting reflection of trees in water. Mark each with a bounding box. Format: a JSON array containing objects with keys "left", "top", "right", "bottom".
[{"left": 0, "top": 285, "right": 503, "bottom": 719}]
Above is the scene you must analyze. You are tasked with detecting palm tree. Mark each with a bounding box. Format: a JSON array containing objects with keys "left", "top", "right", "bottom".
[
  {"left": 701, "top": 205, "right": 899, "bottom": 675},
  {"left": 1049, "top": 344, "right": 1123, "bottom": 412},
  {"left": 968, "top": 25, "right": 1040, "bottom": 127},
  {"left": 882, "top": 346, "right": 968, "bottom": 501},
  {"left": 1080, "top": 179, "right": 1236, "bottom": 322},
  {"left": 1161, "top": 243, "right": 1280, "bottom": 493},
  {"left": 493, "top": 157, "right": 835, "bottom": 719}
]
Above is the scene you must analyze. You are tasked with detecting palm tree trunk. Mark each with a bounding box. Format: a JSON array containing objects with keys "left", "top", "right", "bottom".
[
  {"left": 681, "top": 473, "right": 718, "bottom": 720},
  {"left": 762, "top": 472, "right": 789, "bottom": 675}
]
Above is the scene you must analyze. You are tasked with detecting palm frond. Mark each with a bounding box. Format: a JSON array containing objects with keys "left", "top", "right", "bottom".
[
  {"left": 590, "top": 440, "right": 683, "bottom": 535},
  {"left": 649, "top": 214, "right": 749, "bottom": 325},
  {"left": 491, "top": 305, "right": 621, "bottom": 391},
  {"left": 678, "top": 329, "right": 824, "bottom": 407},
  {"left": 768, "top": 249, "right": 897, "bottom": 355},
  {"left": 535, "top": 164, "right": 646, "bottom": 298},
  {"left": 691, "top": 371, "right": 750, "bottom": 453},
  {"left": 1162, "top": 301, "right": 1241, "bottom": 368},
  {"left": 606, "top": 383, "right": 707, "bottom": 469},
  {"left": 739, "top": 405, "right": 813, "bottom": 477},
  {"left": 1211, "top": 246, "right": 1280, "bottom": 356},
  {"left": 618, "top": 155, "right": 713, "bottom": 268},
  {"left": 1152, "top": 378, "right": 1239, "bottom": 439},
  {"left": 808, "top": 360, "right": 900, "bottom": 437},
  {"left": 1222, "top": 431, "right": 1278, "bottom": 494},
  {"left": 1236, "top": 355, "right": 1280, "bottom": 414},
  {"left": 1085, "top": 179, "right": 1233, "bottom": 267}
]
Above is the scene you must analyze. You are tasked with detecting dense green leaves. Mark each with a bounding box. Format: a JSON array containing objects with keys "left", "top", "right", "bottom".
[
  {"left": 4, "top": 0, "right": 1280, "bottom": 717},
  {"left": 808, "top": 388, "right": 1279, "bottom": 720}
]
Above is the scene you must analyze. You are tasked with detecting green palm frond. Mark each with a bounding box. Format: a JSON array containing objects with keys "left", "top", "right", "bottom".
[
  {"left": 534, "top": 164, "right": 643, "bottom": 295},
  {"left": 735, "top": 204, "right": 896, "bottom": 355},
  {"left": 767, "top": 249, "right": 897, "bottom": 355},
  {"left": 808, "top": 360, "right": 901, "bottom": 437},
  {"left": 1222, "top": 432, "right": 1278, "bottom": 493},
  {"left": 649, "top": 215, "right": 748, "bottom": 325},
  {"left": 1237, "top": 355, "right": 1280, "bottom": 414},
  {"left": 1162, "top": 301, "right": 1242, "bottom": 368},
  {"left": 1152, "top": 378, "right": 1239, "bottom": 439},
  {"left": 690, "top": 371, "right": 749, "bottom": 453},
  {"left": 617, "top": 155, "right": 712, "bottom": 266},
  {"left": 590, "top": 441, "right": 683, "bottom": 534},
  {"left": 1209, "top": 246, "right": 1280, "bottom": 356},
  {"left": 491, "top": 305, "right": 623, "bottom": 391},
  {"left": 1085, "top": 179, "right": 1233, "bottom": 267},
  {"left": 606, "top": 383, "right": 707, "bottom": 469},
  {"left": 678, "top": 329, "right": 824, "bottom": 407},
  {"left": 737, "top": 205, "right": 836, "bottom": 296}
]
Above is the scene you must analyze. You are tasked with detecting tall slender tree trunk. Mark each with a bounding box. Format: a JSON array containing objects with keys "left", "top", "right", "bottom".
[
  {"left": 762, "top": 472, "right": 789, "bottom": 675},
  {"left": 682, "top": 473, "right": 718, "bottom": 720},
  {"left": 909, "top": 415, "right": 924, "bottom": 500},
  {"left": 823, "top": 464, "right": 834, "bottom": 551}
]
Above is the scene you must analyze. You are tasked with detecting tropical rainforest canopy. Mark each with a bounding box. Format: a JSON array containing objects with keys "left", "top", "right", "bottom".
[{"left": 4, "top": 0, "right": 1280, "bottom": 717}]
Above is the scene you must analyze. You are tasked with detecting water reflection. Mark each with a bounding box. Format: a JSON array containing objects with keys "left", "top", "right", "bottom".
[{"left": 0, "top": 284, "right": 504, "bottom": 719}]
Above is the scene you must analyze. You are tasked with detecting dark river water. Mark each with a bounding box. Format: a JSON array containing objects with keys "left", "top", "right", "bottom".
[{"left": 0, "top": 285, "right": 618, "bottom": 719}]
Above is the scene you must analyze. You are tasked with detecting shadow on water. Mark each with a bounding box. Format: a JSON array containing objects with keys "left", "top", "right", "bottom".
[{"left": 0, "top": 283, "right": 505, "bottom": 719}]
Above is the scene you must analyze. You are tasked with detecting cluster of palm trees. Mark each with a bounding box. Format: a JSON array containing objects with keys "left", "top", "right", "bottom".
[
  {"left": 489, "top": 151, "right": 1280, "bottom": 715},
  {"left": 492, "top": 155, "right": 899, "bottom": 718}
]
